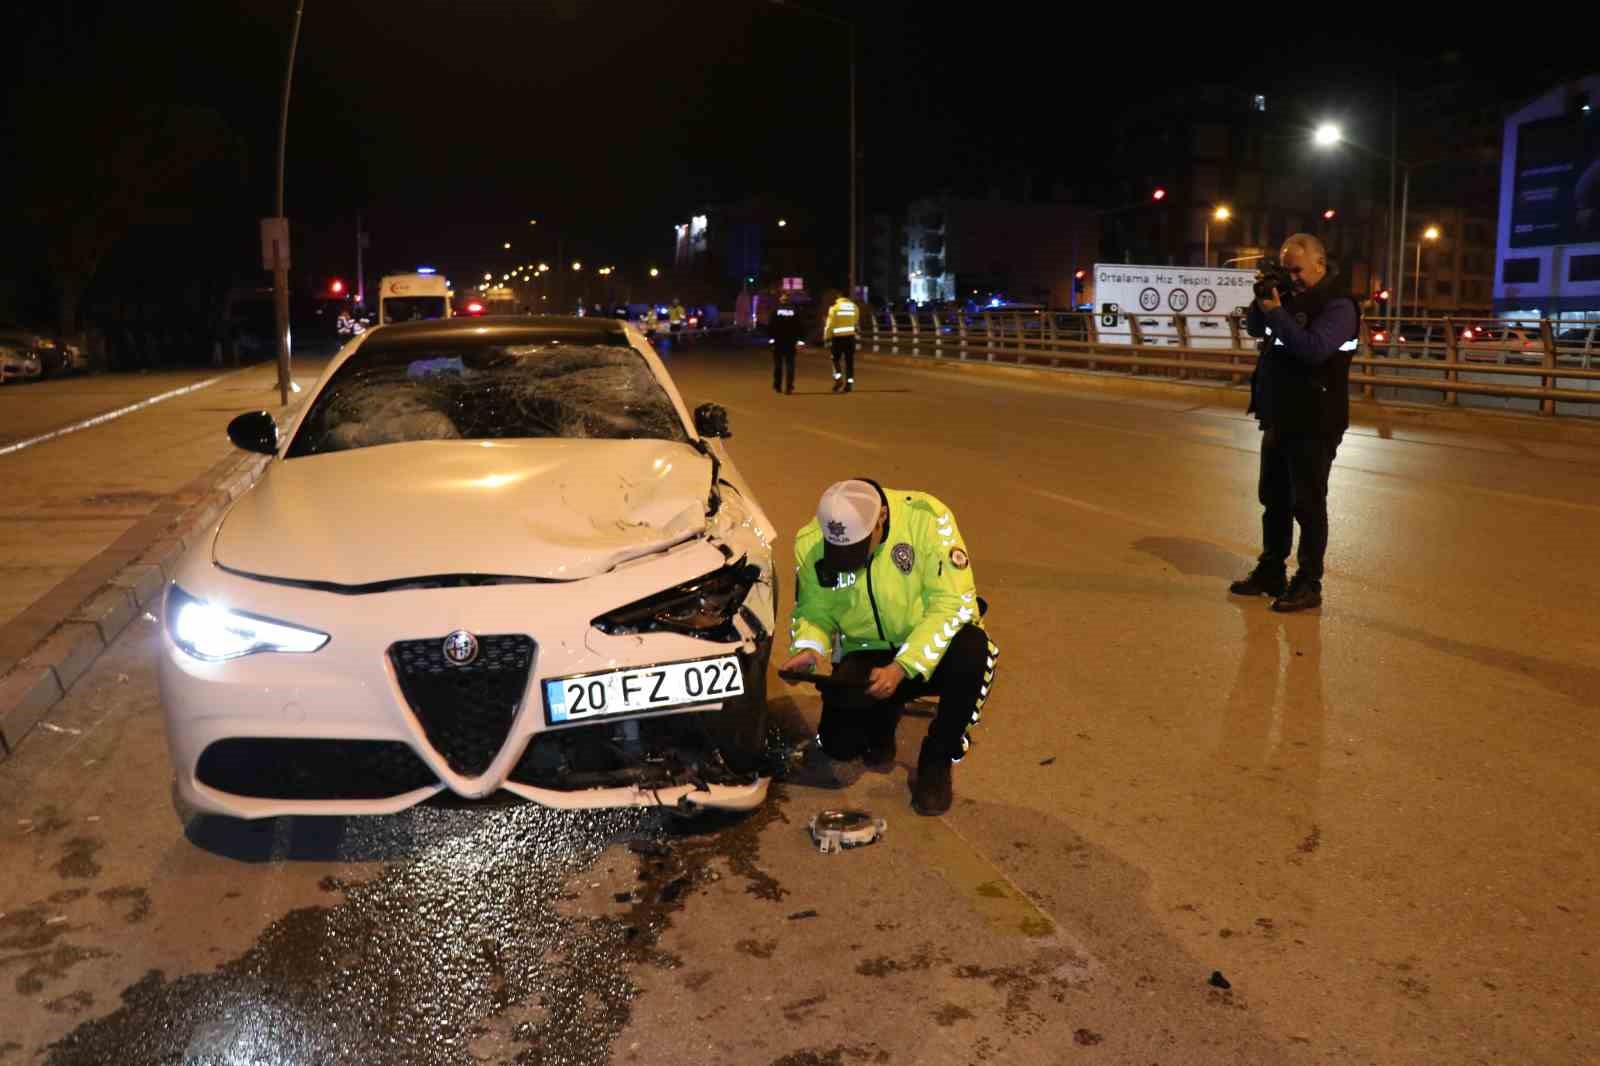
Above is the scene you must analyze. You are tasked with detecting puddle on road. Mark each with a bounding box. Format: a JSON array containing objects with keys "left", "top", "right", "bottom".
[{"left": 41, "top": 788, "right": 787, "bottom": 1066}]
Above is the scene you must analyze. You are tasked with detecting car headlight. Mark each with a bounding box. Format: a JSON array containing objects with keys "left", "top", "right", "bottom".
[
  {"left": 592, "top": 561, "right": 762, "bottom": 642},
  {"left": 165, "top": 584, "right": 329, "bottom": 661}
]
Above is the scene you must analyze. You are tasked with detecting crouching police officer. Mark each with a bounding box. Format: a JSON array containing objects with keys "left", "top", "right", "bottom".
[{"left": 781, "top": 479, "right": 998, "bottom": 815}]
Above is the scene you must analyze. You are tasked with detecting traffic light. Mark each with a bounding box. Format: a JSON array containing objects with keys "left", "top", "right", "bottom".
[
  {"left": 328, "top": 278, "right": 346, "bottom": 296},
  {"left": 1322, "top": 209, "right": 1337, "bottom": 221},
  {"left": 1151, "top": 187, "right": 1167, "bottom": 202},
  {"left": 1373, "top": 289, "right": 1390, "bottom": 314},
  {"left": 1073, "top": 269, "right": 1087, "bottom": 296}
]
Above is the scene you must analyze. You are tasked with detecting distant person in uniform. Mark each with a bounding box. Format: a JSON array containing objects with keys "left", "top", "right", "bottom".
[
  {"left": 768, "top": 291, "right": 804, "bottom": 394},
  {"left": 822, "top": 292, "right": 860, "bottom": 392}
]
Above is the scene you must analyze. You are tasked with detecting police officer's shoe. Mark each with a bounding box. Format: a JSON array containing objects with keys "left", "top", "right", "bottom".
[
  {"left": 1229, "top": 563, "right": 1287, "bottom": 598},
  {"left": 832, "top": 378, "right": 845, "bottom": 393},
  {"left": 1270, "top": 574, "right": 1322, "bottom": 613},
  {"left": 911, "top": 739, "right": 953, "bottom": 816},
  {"left": 844, "top": 381, "right": 854, "bottom": 393},
  {"left": 785, "top": 384, "right": 794, "bottom": 394}
]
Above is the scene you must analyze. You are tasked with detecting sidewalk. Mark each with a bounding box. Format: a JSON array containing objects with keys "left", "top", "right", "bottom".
[{"left": 0, "top": 359, "right": 324, "bottom": 759}]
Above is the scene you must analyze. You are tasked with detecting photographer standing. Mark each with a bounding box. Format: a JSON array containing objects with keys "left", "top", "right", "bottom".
[{"left": 1229, "top": 234, "right": 1360, "bottom": 612}]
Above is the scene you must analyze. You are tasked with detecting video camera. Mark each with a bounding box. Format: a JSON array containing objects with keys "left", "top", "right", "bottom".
[{"left": 1253, "top": 257, "right": 1296, "bottom": 302}]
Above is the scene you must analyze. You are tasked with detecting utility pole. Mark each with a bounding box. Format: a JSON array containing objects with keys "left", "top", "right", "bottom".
[{"left": 271, "top": 0, "right": 305, "bottom": 407}]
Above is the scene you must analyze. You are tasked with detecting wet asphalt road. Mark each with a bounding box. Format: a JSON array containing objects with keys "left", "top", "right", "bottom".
[{"left": 2, "top": 343, "right": 1598, "bottom": 1064}]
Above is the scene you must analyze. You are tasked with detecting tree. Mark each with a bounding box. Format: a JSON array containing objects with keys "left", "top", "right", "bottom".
[{"left": 13, "top": 8, "right": 240, "bottom": 338}]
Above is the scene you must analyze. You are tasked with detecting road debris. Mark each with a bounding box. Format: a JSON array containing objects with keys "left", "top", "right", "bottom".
[{"left": 808, "top": 809, "right": 887, "bottom": 854}]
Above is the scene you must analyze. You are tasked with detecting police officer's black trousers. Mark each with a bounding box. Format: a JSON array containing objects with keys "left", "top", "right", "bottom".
[
  {"left": 1257, "top": 428, "right": 1342, "bottom": 582},
  {"left": 817, "top": 625, "right": 998, "bottom": 764},
  {"left": 772, "top": 345, "right": 795, "bottom": 390},
  {"left": 830, "top": 336, "right": 856, "bottom": 383}
]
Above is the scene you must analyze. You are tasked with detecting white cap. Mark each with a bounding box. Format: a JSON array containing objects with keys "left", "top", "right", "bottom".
[{"left": 817, "top": 480, "right": 882, "bottom": 571}]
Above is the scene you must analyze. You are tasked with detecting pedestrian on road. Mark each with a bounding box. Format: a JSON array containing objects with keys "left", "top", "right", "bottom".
[
  {"left": 822, "top": 292, "right": 859, "bottom": 392},
  {"left": 781, "top": 479, "right": 998, "bottom": 815},
  {"left": 768, "top": 291, "right": 804, "bottom": 394},
  {"left": 1229, "top": 233, "right": 1360, "bottom": 612}
]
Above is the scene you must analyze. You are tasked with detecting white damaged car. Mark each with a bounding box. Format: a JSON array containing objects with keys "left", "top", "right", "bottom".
[{"left": 159, "top": 317, "right": 776, "bottom": 818}]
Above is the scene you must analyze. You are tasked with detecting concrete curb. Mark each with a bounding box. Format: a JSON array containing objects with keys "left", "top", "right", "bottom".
[{"left": 0, "top": 449, "right": 274, "bottom": 762}]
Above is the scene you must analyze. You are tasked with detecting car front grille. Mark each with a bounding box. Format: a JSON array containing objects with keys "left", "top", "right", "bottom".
[
  {"left": 195, "top": 738, "right": 438, "bottom": 801},
  {"left": 388, "top": 634, "right": 536, "bottom": 777}
]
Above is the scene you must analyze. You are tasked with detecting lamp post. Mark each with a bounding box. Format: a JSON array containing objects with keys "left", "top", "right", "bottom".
[
  {"left": 770, "top": 1, "right": 857, "bottom": 297},
  {"left": 1413, "top": 225, "right": 1440, "bottom": 315},
  {"left": 1205, "top": 205, "right": 1232, "bottom": 268},
  {"left": 269, "top": 0, "right": 306, "bottom": 406},
  {"left": 1314, "top": 123, "right": 1451, "bottom": 325}
]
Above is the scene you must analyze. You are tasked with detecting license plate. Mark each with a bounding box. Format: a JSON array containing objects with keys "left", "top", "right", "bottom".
[{"left": 543, "top": 655, "right": 743, "bottom": 725}]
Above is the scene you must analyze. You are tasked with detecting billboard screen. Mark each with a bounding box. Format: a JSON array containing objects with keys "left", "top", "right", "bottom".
[{"left": 1511, "top": 114, "right": 1600, "bottom": 248}]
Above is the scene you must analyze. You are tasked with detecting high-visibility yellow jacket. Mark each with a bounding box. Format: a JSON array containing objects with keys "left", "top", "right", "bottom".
[
  {"left": 668, "top": 303, "right": 686, "bottom": 324},
  {"left": 790, "top": 485, "right": 981, "bottom": 680},
  {"left": 822, "top": 297, "right": 858, "bottom": 337}
]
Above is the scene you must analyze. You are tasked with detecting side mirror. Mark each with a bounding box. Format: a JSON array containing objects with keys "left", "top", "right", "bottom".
[
  {"left": 227, "top": 411, "right": 279, "bottom": 455},
  {"left": 693, "top": 402, "right": 731, "bottom": 439}
]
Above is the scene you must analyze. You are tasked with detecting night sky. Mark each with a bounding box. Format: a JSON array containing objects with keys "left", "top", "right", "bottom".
[{"left": 4, "top": 1, "right": 1598, "bottom": 316}]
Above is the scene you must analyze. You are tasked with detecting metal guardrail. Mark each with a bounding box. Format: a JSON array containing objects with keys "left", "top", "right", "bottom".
[{"left": 861, "top": 310, "right": 1600, "bottom": 418}]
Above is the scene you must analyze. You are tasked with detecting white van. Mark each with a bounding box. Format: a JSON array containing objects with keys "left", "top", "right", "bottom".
[{"left": 378, "top": 273, "right": 452, "bottom": 324}]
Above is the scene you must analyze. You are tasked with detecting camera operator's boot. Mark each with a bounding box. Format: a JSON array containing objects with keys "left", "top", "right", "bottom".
[
  {"left": 911, "top": 738, "right": 953, "bottom": 816},
  {"left": 1229, "top": 561, "right": 1286, "bottom": 599},
  {"left": 1271, "top": 574, "right": 1322, "bottom": 613}
]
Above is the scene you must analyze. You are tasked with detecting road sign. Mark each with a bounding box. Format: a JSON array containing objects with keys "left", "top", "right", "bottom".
[
  {"left": 1092, "top": 263, "right": 1254, "bottom": 348},
  {"left": 260, "top": 217, "right": 290, "bottom": 271}
]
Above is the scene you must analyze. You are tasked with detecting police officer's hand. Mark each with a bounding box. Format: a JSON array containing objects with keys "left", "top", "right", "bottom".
[
  {"left": 781, "top": 649, "right": 823, "bottom": 674},
  {"left": 866, "top": 662, "right": 906, "bottom": 701},
  {"left": 1257, "top": 287, "right": 1282, "bottom": 313}
]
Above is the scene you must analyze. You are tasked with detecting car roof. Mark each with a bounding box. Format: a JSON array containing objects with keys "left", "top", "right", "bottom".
[{"left": 360, "top": 315, "right": 628, "bottom": 352}]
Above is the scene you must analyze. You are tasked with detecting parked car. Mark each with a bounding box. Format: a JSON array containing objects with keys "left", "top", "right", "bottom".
[
  {"left": 1555, "top": 326, "right": 1597, "bottom": 358},
  {"left": 0, "top": 325, "right": 86, "bottom": 377},
  {"left": 1462, "top": 325, "right": 1545, "bottom": 363},
  {"left": 158, "top": 315, "right": 776, "bottom": 820},
  {"left": 0, "top": 344, "right": 42, "bottom": 383}
]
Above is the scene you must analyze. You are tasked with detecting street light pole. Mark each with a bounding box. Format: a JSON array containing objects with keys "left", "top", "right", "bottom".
[
  {"left": 771, "top": 0, "right": 857, "bottom": 297},
  {"left": 848, "top": 16, "right": 857, "bottom": 298},
  {"left": 272, "top": 0, "right": 305, "bottom": 407},
  {"left": 1394, "top": 163, "right": 1410, "bottom": 321}
]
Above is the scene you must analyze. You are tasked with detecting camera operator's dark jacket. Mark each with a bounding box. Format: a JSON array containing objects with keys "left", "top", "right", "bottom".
[{"left": 1246, "top": 274, "right": 1360, "bottom": 434}]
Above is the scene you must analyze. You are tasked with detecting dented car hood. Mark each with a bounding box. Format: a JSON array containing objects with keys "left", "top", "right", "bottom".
[{"left": 214, "top": 438, "right": 712, "bottom": 585}]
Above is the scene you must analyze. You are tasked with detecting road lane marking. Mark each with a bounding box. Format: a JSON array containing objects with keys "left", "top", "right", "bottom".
[
  {"left": 863, "top": 782, "right": 1071, "bottom": 944},
  {"left": 720, "top": 403, "right": 881, "bottom": 450},
  {"left": 0, "top": 375, "right": 230, "bottom": 458}
]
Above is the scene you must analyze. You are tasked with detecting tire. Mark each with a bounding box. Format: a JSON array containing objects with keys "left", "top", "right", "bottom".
[{"left": 701, "top": 644, "right": 770, "bottom": 774}]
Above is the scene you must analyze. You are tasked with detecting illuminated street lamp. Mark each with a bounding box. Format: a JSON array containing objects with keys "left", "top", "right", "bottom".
[
  {"left": 649, "top": 267, "right": 660, "bottom": 277},
  {"left": 1413, "top": 225, "right": 1440, "bottom": 312},
  {"left": 503, "top": 242, "right": 512, "bottom": 250},
  {"left": 571, "top": 261, "right": 582, "bottom": 271},
  {"left": 1204, "top": 205, "right": 1232, "bottom": 268},
  {"left": 777, "top": 218, "right": 788, "bottom": 228},
  {"left": 483, "top": 272, "right": 492, "bottom": 281},
  {"left": 1314, "top": 119, "right": 1450, "bottom": 322}
]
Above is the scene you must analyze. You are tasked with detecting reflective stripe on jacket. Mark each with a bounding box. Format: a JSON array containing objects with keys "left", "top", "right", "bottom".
[{"left": 822, "top": 298, "right": 858, "bottom": 337}]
